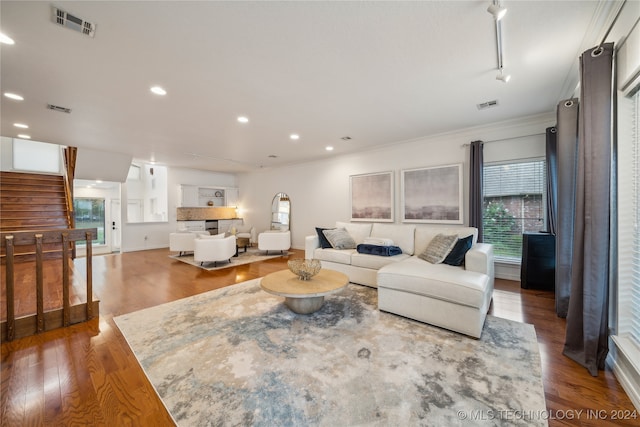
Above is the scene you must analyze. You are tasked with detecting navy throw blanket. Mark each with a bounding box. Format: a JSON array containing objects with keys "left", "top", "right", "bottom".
[{"left": 356, "top": 244, "right": 403, "bottom": 257}]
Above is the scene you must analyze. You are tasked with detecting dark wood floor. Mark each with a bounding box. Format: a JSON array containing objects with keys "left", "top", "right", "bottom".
[{"left": 1, "top": 248, "right": 637, "bottom": 426}]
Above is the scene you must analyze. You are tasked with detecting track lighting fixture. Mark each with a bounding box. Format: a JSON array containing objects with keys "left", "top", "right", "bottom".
[
  {"left": 496, "top": 69, "right": 511, "bottom": 83},
  {"left": 487, "top": 2, "right": 507, "bottom": 21},
  {"left": 488, "top": 1, "right": 509, "bottom": 83}
]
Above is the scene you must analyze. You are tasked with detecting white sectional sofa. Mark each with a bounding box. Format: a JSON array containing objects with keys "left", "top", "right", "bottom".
[{"left": 305, "top": 221, "right": 495, "bottom": 338}]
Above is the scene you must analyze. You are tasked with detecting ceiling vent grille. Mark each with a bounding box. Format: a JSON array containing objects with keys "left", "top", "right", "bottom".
[
  {"left": 52, "top": 7, "right": 96, "bottom": 38},
  {"left": 47, "top": 104, "right": 72, "bottom": 114},
  {"left": 477, "top": 100, "right": 499, "bottom": 110}
]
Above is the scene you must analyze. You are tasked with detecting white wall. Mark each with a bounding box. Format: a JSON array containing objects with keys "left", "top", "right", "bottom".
[
  {"left": 238, "top": 113, "right": 553, "bottom": 263},
  {"left": 120, "top": 167, "right": 238, "bottom": 252},
  {"left": 0, "top": 136, "right": 12, "bottom": 170}
]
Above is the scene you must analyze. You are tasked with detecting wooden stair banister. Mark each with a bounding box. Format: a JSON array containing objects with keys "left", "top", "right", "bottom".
[
  {"left": 1, "top": 228, "right": 98, "bottom": 341},
  {"left": 63, "top": 146, "right": 77, "bottom": 230}
]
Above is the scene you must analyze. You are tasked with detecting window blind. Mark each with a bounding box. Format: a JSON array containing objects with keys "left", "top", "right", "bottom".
[
  {"left": 631, "top": 90, "right": 640, "bottom": 347},
  {"left": 482, "top": 160, "right": 546, "bottom": 261}
]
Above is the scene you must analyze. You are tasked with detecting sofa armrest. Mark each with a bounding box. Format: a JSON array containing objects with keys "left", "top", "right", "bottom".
[
  {"left": 465, "top": 243, "right": 495, "bottom": 280},
  {"left": 305, "top": 235, "right": 320, "bottom": 259}
]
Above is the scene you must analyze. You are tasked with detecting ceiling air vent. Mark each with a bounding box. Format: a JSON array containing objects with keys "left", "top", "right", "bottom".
[
  {"left": 477, "top": 100, "right": 499, "bottom": 110},
  {"left": 47, "top": 104, "right": 72, "bottom": 114},
  {"left": 52, "top": 7, "right": 96, "bottom": 38}
]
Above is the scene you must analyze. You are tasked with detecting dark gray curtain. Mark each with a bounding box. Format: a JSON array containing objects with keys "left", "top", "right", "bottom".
[
  {"left": 555, "top": 99, "right": 579, "bottom": 318},
  {"left": 545, "top": 127, "right": 557, "bottom": 235},
  {"left": 469, "top": 140, "right": 484, "bottom": 242},
  {"left": 563, "top": 43, "right": 614, "bottom": 376}
]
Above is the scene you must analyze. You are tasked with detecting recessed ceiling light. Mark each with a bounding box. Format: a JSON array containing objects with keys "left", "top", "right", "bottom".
[
  {"left": 325, "top": 146, "right": 334, "bottom": 151},
  {"left": 4, "top": 92, "right": 24, "bottom": 101},
  {"left": 96, "top": 180, "right": 103, "bottom": 184},
  {"left": 150, "top": 86, "right": 167, "bottom": 95},
  {"left": 17, "top": 134, "right": 31, "bottom": 139},
  {"left": 290, "top": 134, "right": 300, "bottom": 140},
  {"left": 0, "top": 33, "right": 15, "bottom": 45},
  {"left": 237, "top": 116, "right": 249, "bottom": 123},
  {"left": 13, "top": 123, "right": 29, "bottom": 129}
]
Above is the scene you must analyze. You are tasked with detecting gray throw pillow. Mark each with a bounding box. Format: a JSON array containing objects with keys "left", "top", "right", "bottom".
[
  {"left": 418, "top": 233, "right": 458, "bottom": 264},
  {"left": 322, "top": 228, "right": 356, "bottom": 249}
]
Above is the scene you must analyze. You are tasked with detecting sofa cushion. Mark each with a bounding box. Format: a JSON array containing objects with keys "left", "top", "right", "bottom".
[
  {"left": 370, "top": 223, "right": 416, "bottom": 255},
  {"left": 313, "top": 248, "right": 355, "bottom": 264},
  {"left": 418, "top": 234, "right": 457, "bottom": 264},
  {"left": 352, "top": 252, "right": 410, "bottom": 269},
  {"left": 335, "top": 222, "right": 372, "bottom": 245},
  {"left": 316, "top": 227, "right": 334, "bottom": 248},
  {"left": 443, "top": 234, "right": 474, "bottom": 266},
  {"left": 378, "top": 257, "right": 490, "bottom": 308},
  {"left": 414, "top": 227, "right": 478, "bottom": 256},
  {"left": 323, "top": 228, "right": 357, "bottom": 249}
]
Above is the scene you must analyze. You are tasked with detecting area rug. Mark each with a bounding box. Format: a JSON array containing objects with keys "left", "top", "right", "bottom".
[
  {"left": 169, "top": 248, "right": 290, "bottom": 271},
  {"left": 114, "top": 280, "right": 547, "bottom": 426}
]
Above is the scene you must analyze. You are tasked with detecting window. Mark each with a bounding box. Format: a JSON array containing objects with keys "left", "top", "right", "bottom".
[
  {"left": 13, "top": 139, "right": 61, "bottom": 173},
  {"left": 622, "top": 88, "right": 640, "bottom": 347},
  {"left": 613, "top": 76, "right": 640, "bottom": 392},
  {"left": 482, "top": 160, "right": 546, "bottom": 262},
  {"left": 74, "top": 198, "right": 105, "bottom": 245},
  {"left": 125, "top": 163, "right": 168, "bottom": 222}
]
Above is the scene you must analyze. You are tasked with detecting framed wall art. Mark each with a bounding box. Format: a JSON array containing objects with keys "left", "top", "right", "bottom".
[
  {"left": 350, "top": 171, "right": 394, "bottom": 222},
  {"left": 401, "top": 164, "right": 463, "bottom": 224}
]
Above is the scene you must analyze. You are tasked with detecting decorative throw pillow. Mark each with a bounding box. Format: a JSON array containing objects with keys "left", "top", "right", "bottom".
[
  {"left": 418, "top": 234, "right": 458, "bottom": 264},
  {"left": 322, "top": 228, "right": 356, "bottom": 249},
  {"left": 316, "top": 227, "right": 334, "bottom": 248},
  {"left": 443, "top": 234, "right": 474, "bottom": 266}
]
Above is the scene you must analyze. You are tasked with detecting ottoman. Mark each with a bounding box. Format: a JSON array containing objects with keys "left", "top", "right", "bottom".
[{"left": 377, "top": 257, "right": 493, "bottom": 338}]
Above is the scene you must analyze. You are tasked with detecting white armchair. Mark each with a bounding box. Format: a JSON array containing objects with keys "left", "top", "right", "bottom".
[
  {"left": 170, "top": 231, "right": 209, "bottom": 256},
  {"left": 194, "top": 234, "right": 237, "bottom": 267},
  {"left": 258, "top": 230, "right": 291, "bottom": 255},
  {"left": 235, "top": 224, "right": 257, "bottom": 246}
]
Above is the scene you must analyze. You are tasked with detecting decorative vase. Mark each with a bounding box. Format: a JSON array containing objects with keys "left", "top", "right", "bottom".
[{"left": 288, "top": 259, "right": 321, "bottom": 281}]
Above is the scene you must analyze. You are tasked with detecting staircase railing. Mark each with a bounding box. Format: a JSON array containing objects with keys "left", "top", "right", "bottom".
[
  {"left": 1, "top": 228, "right": 98, "bottom": 341},
  {"left": 62, "top": 147, "right": 77, "bottom": 258}
]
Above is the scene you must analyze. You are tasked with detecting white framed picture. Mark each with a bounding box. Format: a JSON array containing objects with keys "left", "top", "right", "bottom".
[
  {"left": 350, "top": 171, "right": 394, "bottom": 222},
  {"left": 401, "top": 164, "right": 463, "bottom": 224}
]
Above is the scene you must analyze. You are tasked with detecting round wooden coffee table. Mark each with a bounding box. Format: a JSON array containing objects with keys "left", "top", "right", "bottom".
[{"left": 260, "top": 269, "right": 349, "bottom": 314}]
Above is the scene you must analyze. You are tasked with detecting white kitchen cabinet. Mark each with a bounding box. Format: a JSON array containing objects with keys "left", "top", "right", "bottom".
[{"left": 177, "top": 220, "right": 206, "bottom": 231}]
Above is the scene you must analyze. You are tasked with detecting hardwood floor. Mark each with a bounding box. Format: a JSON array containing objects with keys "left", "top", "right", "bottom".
[{"left": 1, "top": 248, "right": 637, "bottom": 426}]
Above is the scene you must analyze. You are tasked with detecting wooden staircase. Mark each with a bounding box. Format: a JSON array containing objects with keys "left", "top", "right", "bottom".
[{"left": 0, "top": 171, "right": 71, "bottom": 262}]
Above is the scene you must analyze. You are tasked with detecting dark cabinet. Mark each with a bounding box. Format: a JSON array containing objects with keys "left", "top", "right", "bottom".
[{"left": 520, "top": 232, "right": 555, "bottom": 290}]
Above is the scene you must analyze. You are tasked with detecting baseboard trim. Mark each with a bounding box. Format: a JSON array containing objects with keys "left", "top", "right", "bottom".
[{"left": 609, "top": 335, "right": 640, "bottom": 411}]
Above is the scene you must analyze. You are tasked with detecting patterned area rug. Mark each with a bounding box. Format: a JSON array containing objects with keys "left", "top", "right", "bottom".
[
  {"left": 169, "top": 248, "right": 290, "bottom": 270},
  {"left": 114, "top": 280, "right": 547, "bottom": 426}
]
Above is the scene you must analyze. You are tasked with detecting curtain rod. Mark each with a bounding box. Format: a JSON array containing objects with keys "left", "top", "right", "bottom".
[
  {"left": 597, "top": 0, "right": 628, "bottom": 51},
  {"left": 460, "top": 132, "right": 547, "bottom": 148}
]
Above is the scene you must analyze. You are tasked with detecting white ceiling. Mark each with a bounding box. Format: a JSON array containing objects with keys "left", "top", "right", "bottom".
[{"left": 0, "top": 1, "right": 621, "bottom": 173}]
